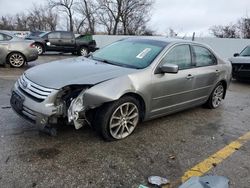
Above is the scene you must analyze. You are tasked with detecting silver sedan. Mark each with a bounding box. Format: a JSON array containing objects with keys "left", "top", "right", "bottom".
[
  {"left": 0, "top": 31, "right": 38, "bottom": 67},
  {"left": 11, "top": 38, "right": 232, "bottom": 140}
]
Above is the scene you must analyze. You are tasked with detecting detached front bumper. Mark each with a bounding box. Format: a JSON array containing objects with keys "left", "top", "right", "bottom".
[{"left": 10, "top": 76, "right": 61, "bottom": 128}]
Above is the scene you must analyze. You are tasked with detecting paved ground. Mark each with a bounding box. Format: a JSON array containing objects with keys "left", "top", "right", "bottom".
[{"left": 0, "top": 55, "right": 250, "bottom": 188}]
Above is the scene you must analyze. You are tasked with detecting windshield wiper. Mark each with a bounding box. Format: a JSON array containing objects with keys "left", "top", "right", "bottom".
[{"left": 92, "top": 57, "right": 140, "bottom": 69}]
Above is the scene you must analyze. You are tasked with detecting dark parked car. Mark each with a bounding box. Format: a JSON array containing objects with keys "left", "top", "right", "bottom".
[
  {"left": 0, "top": 31, "right": 38, "bottom": 67},
  {"left": 25, "top": 31, "right": 97, "bottom": 56},
  {"left": 229, "top": 46, "right": 250, "bottom": 80}
]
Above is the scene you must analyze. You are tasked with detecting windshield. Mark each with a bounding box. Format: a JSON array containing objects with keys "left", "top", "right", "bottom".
[
  {"left": 39, "top": 32, "right": 48, "bottom": 38},
  {"left": 91, "top": 39, "right": 167, "bottom": 69},
  {"left": 240, "top": 46, "right": 250, "bottom": 56}
]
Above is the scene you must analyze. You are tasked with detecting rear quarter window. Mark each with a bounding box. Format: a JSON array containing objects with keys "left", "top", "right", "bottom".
[{"left": 0, "top": 33, "right": 12, "bottom": 41}]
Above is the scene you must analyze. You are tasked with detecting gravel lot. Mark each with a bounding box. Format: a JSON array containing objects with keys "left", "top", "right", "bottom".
[{"left": 0, "top": 54, "right": 250, "bottom": 188}]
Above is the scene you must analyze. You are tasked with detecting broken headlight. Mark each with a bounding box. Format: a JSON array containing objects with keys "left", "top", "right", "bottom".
[{"left": 67, "top": 89, "right": 88, "bottom": 129}]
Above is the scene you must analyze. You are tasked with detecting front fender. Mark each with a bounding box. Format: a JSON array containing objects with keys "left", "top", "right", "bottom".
[{"left": 83, "top": 75, "right": 147, "bottom": 108}]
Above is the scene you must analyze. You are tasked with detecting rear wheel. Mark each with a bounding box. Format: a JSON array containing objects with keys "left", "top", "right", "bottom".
[
  {"left": 8, "top": 52, "right": 26, "bottom": 68},
  {"left": 94, "top": 96, "right": 140, "bottom": 141},
  {"left": 206, "top": 83, "right": 225, "bottom": 109}
]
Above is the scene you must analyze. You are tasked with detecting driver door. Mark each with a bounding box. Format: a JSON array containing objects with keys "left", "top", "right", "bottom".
[
  {"left": 47, "top": 32, "right": 63, "bottom": 51},
  {"left": 150, "top": 44, "right": 197, "bottom": 118}
]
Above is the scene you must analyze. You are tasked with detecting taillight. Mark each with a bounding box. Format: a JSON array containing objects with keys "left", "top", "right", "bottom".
[{"left": 30, "top": 43, "right": 36, "bottom": 48}]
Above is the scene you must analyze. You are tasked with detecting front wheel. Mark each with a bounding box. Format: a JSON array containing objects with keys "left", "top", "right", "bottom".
[
  {"left": 78, "top": 47, "right": 88, "bottom": 56},
  {"left": 34, "top": 43, "right": 44, "bottom": 55},
  {"left": 206, "top": 83, "right": 225, "bottom": 109},
  {"left": 94, "top": 96, "right": 141, "bottom": 141}
]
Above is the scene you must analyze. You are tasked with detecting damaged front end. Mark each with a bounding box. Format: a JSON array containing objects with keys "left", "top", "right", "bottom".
[{"left": 67, "top": 88, "right": 90, "bottom": 129}]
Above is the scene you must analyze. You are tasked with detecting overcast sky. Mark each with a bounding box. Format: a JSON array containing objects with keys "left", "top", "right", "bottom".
[{"left": 0, "top": 0, "right": 249, "bottom": 36}]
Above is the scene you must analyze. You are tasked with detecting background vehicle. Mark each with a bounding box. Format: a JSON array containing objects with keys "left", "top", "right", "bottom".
[
  {"left": 229, "top": 46, "right": 250, "bottom": 80},
  {"left": 11, "top": 38, "right": 232, "bottom": 140},
  {"left": 26, "top": 31, "right": 45, "bottom": 38},
  {"left": 25, "top": 31, "right": 97, "bottom": 56},
  {"left": 0, "top": 31, "right": 38, "bottom": 68}
]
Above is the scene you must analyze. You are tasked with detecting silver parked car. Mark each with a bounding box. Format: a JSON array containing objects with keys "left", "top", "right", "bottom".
[
  {"left": 10, "top": 38, "right": 232, "bottom": 140},
  {"left": 0, "top": 31, "right": 38, "bottom": 67}
]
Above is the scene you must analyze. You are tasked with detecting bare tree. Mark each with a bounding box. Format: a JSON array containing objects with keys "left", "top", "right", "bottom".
[
  {"left": 45, "top": 9, "right": 58, "bottom": 31},
  {"left": 26, "top": 4, "right": 58, "bottom": 31},
  {"left": 97, "top": 5, "right": 115, "bottom": 34},
  {"left": 15, "top": 13, "right": 28, "bottom": 31},
  {"left": 97, "top": 0, "right": 154, "bottom": 35},
  {"left": 238, "top": 18, "right": 250, "bottom": 38},
  {"left": 120, "top": 0, "right": 153, "bottom": 35},
  {"left": 97, "top": 0, "right": 122, "bottom": 35},
  {"left": 210, "top": 24, "right": 239, "bottom": 38},
  {"left": 0, "top": 16, "right": 15, "bottom": 30},
  {"left": 48, "top": 0, "right": 75, "bottom": 31},
  {"left": 75, "top": 0, "right": 97, "bottom": 34}
]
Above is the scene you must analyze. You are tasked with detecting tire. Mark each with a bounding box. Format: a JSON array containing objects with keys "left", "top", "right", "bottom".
[
  {"left": 206, "top": 82, "right": 225, "bottom": 109},
  {"left": 94, "top": 96, "right": 141, "bottom": 141},
  {"left": 8, "top": 52, "right": 26, "bottom": 68},
  {"left": 78, "top": 47, "right": 88, "bottom": 56},
  {"left": 34, "top": 43, "right": 44, "bottom": 55}
]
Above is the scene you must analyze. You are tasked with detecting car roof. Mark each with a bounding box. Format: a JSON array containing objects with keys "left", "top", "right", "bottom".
[{"left": 122, "top": 36, "right": 206, "bottom": 47}]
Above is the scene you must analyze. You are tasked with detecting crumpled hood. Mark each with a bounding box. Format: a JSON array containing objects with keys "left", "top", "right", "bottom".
[
  {"left": 229, "top": 56, "right": 250, "bottom": 64},
  {"left": 25, "top": 57, "right": 138, "bottom": 89}
]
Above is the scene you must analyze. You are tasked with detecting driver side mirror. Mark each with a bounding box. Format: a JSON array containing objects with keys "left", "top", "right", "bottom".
[
  {"left": 156, "top": 63, "right": 179, "bottom": 74},
  {"left": 233, "top": 53, "right": 239, "bottom": 57}
]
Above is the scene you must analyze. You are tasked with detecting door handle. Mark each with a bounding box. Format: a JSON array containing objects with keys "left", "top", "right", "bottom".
[{"left": 186, "top": 74, "right": 194, "bottom": 80}]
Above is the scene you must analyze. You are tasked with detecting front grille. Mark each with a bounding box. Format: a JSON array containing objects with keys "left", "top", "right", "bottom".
[
  {"left": 22, "top": 105, "right": 36, "bottom": 122},
  {"left": 18, "top": 74, "right": 54, "bottom": 102},
  {"left": 232, "top": 64, "right": 250, "bottom": 71}
]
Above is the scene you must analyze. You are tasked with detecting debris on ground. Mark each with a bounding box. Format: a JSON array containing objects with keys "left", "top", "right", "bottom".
[
  {"left": 148, "top": 176, "right": 170, "bottom": 186},
  {"left": 39, "top": 126, "right": 57, "bottom": 136},
  {"left": 1, "top": 106, "right": 11, "bottom": 109},
  {"left": 179, "top": 176, "right": 229, "bottom": 188},
  {"left": 180, "top": 139, "right": 186, "bottom": 143},
  {"left": 5, "top": 156, "right": 10, "bottom": 164},
  {"left": 169, "top": 155, "right": 176, "bottom": 160}
]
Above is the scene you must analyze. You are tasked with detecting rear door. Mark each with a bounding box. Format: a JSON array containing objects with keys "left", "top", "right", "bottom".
[
  {"left": 0, "top": 33, "right": 11, "bottom": 64},
  {"left": 60, "top": 32, "right": 75, "bottom": 51},
  {"left": 190, "top": 45, "right": 220, "bottom": 100}
]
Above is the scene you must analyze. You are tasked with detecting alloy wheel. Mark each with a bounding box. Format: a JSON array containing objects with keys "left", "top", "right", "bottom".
[
  {"left": 212, "top": 84, "right": 224, "bottom": 108},
  {"left": 80, "top": 48, "right": 88, "bottom": 56},
  {"left": 109, "top": 102, "right": 139, "bottom": 139},
  {"left": 9, "top": 53, "right": 25, "bottom": 68},
  {"left": 35, "top": 44, "right": 43, "bottom": 55}
]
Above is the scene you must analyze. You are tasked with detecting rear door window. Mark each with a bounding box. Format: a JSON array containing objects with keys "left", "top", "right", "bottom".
[
  {"left": 61, "top": 32, "right": 73, "bottom": 39},
  {"left": 192, "top": 45, "right": 217, "bottom": 67}
]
